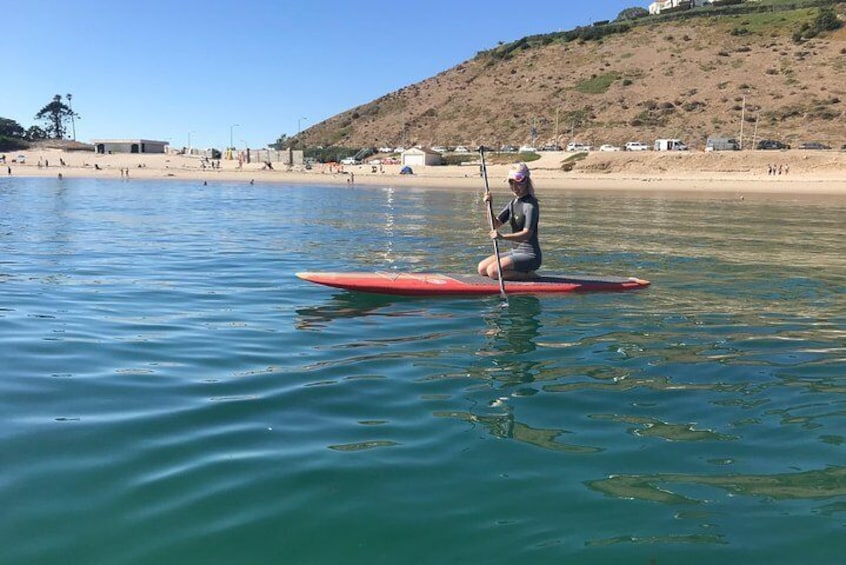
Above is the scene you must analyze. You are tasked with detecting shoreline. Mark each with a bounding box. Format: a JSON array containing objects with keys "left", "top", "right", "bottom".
[{"left": 4, "top": 147, "right": 846, "bottom": 198}]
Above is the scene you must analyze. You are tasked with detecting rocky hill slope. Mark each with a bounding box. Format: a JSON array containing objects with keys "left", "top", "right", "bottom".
[{"left": 301, "top": 3, "right": 846, "bottom": 151}]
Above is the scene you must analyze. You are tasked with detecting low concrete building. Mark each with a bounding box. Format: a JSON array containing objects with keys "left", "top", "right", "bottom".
[
  {"left": 401, "top": 147, "right": 443, "bottom": 167},
  {"left": 92, "top": 139, "right": 169, "bottom": 154}
]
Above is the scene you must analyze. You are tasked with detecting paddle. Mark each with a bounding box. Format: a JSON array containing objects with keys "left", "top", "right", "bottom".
[{"left": 479, "top": 146, "right": 508, "bottom": 303}]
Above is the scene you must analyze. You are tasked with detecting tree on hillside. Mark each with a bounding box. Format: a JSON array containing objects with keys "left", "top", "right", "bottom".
[
  {"left": 270, "top": 133, "right": 290, "bottom": 150},
  {"left": 0, "top": 117, "right": 28, "bottom": 151},
  {"left": 26, "top": 126, "right": 48, "bottom": 141},
  {"left": 0, "top": 117, "right": 26, "bottom": 139},
  {"left": 814, "top": 6, "right": 842, "bottom": 33},
  {"left": 617, "top": 7, "right": 648, "bottom": 21},
  {"left": 793, "top": 6, "right": 842, "bottom": 42},
  {"left": 34, "top": 94, "right": 78, "bottom": 139}
]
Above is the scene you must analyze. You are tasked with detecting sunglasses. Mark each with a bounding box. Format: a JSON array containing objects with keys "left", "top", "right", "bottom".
[{"left": 509, "top": 176, "right": 527, "bottom": 184}]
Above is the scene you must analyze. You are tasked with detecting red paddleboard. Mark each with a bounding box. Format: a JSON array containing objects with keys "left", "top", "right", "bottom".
[{"left": 296, "top": 272, "right": 650, "bottom": 296}]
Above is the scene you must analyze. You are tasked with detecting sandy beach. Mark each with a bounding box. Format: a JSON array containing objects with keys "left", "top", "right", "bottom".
[{"left": 5, "top": 146, "right": 846, "bottom": 198}]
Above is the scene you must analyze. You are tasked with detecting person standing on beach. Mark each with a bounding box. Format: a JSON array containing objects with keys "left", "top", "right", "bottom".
[{"left": 477, "top": 162, "right": 542, "bottom": 281}]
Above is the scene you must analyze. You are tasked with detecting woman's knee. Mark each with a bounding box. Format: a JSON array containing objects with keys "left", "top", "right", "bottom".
[
  {"left": 477, "top": 259, "right": 489, "bottom": 276},
  {"left": 485, "top": 263, "right": 502, "bottom": 278}
]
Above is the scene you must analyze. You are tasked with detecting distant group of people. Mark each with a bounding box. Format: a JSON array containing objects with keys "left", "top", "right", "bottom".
[
  {"left": 201, "top": 158, "right": 222, "bottom": 170},
  {"left": 768, "top": 163, "right": 789, "bottom": 175},
  {"left": 35, "top": 157, "right": 68, "bottom": 168}
]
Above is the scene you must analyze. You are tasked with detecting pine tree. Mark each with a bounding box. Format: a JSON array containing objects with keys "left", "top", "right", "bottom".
[{"left": 34, "top": 94, "right": 79, "bottom": 139}]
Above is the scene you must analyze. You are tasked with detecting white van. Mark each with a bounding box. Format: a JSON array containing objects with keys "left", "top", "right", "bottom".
[
  {"left": 705, "top": 137, "right": 740, "bottom": 151},
  {"left": 654, "top": 139, "right": 688, "bottom": 151}
]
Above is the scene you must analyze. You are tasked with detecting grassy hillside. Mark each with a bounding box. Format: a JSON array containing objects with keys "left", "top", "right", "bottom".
[{"left": 300, "top": 1, "right": 846, "bottom": 151}]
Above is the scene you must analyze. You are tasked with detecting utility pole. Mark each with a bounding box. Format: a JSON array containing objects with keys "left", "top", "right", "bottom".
[
  {"left": 739, "top": 91, "right": 747, "bottom": 150},
  {"left": 297, "top": 117, "right": 307, "bottom": 147},
  {"left": 230, "top": 124, "right": 239, "bottom": 150},
  {"left": 67, "top": 93, "right": 76, "bottom": 141},
  {"left": 531, "top": 117, "right": 538, "bottom": 148},
  {"left": 555, "top": 107, "right": 560, "bottom": 140}
]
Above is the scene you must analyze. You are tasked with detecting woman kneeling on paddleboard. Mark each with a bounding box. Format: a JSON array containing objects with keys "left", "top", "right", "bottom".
[{"left": 477, "top": 162, "right": 542, "bottom": 281}]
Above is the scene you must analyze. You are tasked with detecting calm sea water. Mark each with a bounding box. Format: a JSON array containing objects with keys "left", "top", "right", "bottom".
[{"left": 1, "top": 177, "right": 844, "bottom": 564}]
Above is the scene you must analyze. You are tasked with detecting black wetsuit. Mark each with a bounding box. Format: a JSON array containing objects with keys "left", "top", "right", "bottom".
[{"left": 497, "top": 194, "right": 541, "bottom": 272}]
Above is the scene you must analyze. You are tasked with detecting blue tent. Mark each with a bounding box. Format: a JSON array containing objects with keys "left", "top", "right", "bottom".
[{"left": 400, "top": 166, "right": 413, "bottom": 175}]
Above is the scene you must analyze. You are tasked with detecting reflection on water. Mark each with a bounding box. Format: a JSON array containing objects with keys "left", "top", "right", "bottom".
[
  {"left": 473, "top": 295, "right": 546, "bottom": 392},
  {"left": 441, "top": 295, "right": 611, "bottom": 453},
  {"left": 479, "top": 295, "right": 542, "bottom": 355},
  {"left": 294, "top": 291, "right": 416, "bottom": 330},
  {"left": 381, "top": 187, "right": 396, "bottom": 266},
  {"left": 591, "top": 413, "right": 738, "bottom": 442},
  {"left": 435, "top": 408, "right": 603, "bottom": 454},
  {"left": 588, "top": 465, "right": 846, "bottom": 505}
]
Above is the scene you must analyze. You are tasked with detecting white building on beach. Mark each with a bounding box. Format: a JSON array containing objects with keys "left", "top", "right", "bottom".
[
  {"left": 92, "top": 139, "right": 169, "bottom": 154},
  {"left": 401, "top": 147, "right": 443, "bottom": 167}
]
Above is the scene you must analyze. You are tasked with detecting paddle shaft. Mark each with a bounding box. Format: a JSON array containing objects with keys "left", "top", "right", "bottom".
[{"left": 479, "top": 147, "right": 508, "bottom": 300}]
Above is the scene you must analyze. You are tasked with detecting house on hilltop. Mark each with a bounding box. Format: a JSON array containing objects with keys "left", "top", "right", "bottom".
[{"left": 649, "top": 0, "right": 744, "bottom": 15}]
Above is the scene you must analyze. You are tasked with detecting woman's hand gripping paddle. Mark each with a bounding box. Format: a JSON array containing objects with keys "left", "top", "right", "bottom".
[{"left": 479, "top": 146, "right": 508, "bottom": 304}]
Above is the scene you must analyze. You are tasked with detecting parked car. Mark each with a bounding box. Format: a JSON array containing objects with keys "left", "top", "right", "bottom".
[
  {"left": 499, "top": 145, "right": 518, "bottom": 153},
  {"left": 518, "top": 145, "right": 538, "bottom": 153},
  {"left": 705, "top": 137, "right": 740, "bottom": 151},
  {"left": 431, "top": 146, "right": 449, "bottom": 153},
  {"left": 798, "top": 141, "right": 831, "bottom": 150},
  {"left": 453, "top": 146, "right": 471, "bottom": 153},
  {"left": 540, "top": 144, "right": 562, "bottom": 151},
  {"left": 654, "top": 139, "right": 688, "bottom": 151},
  {"left": 340, "top": 157, "right": 360, "bottom": 165},
  {"left": 624, "top": 141, "right": 650, "bottom": 151},
  {"left": 757, "top": 140, "right": 790, "bottom": 150},
  {"left": 566, "top": 142, "right": 591, "bottom": 152},
  {"left": 599, "top": 144, "right": 621, "bottom": 152}
]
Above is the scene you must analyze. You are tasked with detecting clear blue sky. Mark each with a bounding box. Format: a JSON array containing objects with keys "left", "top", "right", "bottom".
[{"left": 2, "top": 0, "right": 644, "bottom": 149}]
